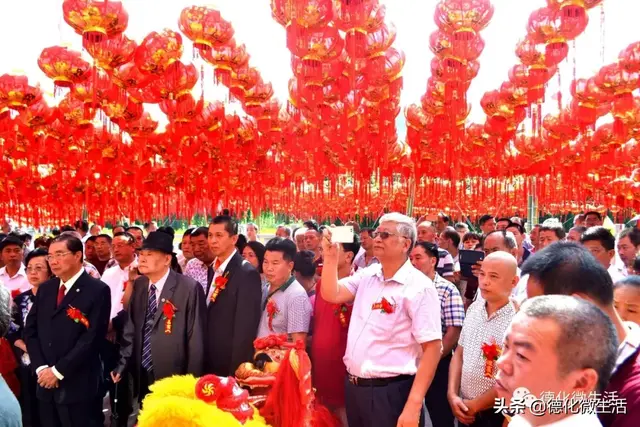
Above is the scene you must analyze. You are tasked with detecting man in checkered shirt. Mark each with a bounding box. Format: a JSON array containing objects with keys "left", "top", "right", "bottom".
[
  {"left": 410, "top": 241, "right": 465, "bottom": 427},
  {"left": 448, "top": 251, "right": 518, "bottom": 427}
]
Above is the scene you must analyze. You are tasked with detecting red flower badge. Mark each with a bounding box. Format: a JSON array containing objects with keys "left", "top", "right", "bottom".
[
  {"left": 210, "top": 272, "right": 229, "bottom": 303},
  {"left": 266, "top": 299, "right": 279, "bottom": 332},
  {"left": 371, "top": 297, "right": 395, "bottom": 314},
  {"left": 10, "top": 289, "right": 20, "bottom": 299},
  {"left": 162, "top": 300, "right": 177, "bottom": 334},
  {"left": 334, "top": 304, "right": 349, "bottom": 328},
  {"left": 66, "top": 306, "right": 90, "bottom": 329},
  {"left": 481, "top": 340, "right": 502, "bottom": 378}
]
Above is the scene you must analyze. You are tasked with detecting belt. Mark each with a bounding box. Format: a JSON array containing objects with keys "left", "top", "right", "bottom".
[{"left": 347, "top": 374, "right": 413, "bottom": 387}]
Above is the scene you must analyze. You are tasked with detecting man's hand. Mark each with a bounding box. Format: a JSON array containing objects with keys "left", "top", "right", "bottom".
[
  {"left": 106, "top": 329, "right": 117, "bottom": 343},
  {"left": 14, "top": 339, "right": 27, "bottom": 353},
  {"left": 464, "top": 398, "right": 480, "bottom": 417},
  {"left": 37, "top": 368, "right": 59, "bottom": 389},
  {"left": 471, "top": 260, "right": 483, "bottom": 278},
  {"left": 449, "top": 394, "right": 475, "bottom": 425},
  {"left": 111, "top": 371, "right": 121, "bottom": 383},
  {"left": 321, "top": 227, "right": 340, "bottom": 264},
  {"left": 397, "top": 402, "right": 421, "bottom": 427}
]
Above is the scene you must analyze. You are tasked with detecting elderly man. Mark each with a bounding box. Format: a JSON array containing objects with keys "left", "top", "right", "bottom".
[
  {"left": 567, "top": 225, "right": 587, "bottom": 243},
  {"left": 321, "top": 212, "right": 442, "bottom": 427},
  {"left": 448, "top": 252, "right": 518, "bottom": 427},
  {"left": 293, "top": 227, "right": 308, "bottom": 252},
  {"left": 522, "top": 242, "right": 640, "bottom": 427},
  {"left": 275, "top": 225, "right": 292, "bottom": 239},
  {"left": 496, "top": 295, "right": 617, "bottom": 426}
]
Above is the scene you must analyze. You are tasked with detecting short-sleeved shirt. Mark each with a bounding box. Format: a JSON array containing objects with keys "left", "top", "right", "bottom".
[
  {"left": 341, "top": 260, "right": 442, "bottom": 379},
  {"left": 0, "top": 265, "right": 29, "bottom": 295},
  {"left": 437, "top": 249, "right": 455, "bottom": 278},
  {"left": 83, "top": 261, "right": 101, "bottom": 279},
  {"left": 433, "top": 274, "right": 465, "bottom": 337},
  {"left": 184, "top": 258, "right": 209, "bottom": 293},
  {"left": 257, "top": 278, "right": 312, "bottom": 338},
  {"left": 459, "top": 299, "right": 516, "bottom": 400}
]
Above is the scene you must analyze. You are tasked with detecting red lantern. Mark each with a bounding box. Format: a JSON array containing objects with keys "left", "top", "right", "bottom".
[
  {"left": 37, "top": 47, "right": 91, "bottom": 88},
  {"left": 149, "top": 62, "right": 198, "bottom": 101},
  {"left": 86, "top": 34, "right": 137, "bottom": 71},
  {"left": 62, "top": 0, "right": 129, "bottom": 44},
  {"left": 58, "top": 94, "right": 95, "bottom": 128},
  {"left": 201, "top": 43, "right": 249, "bottom": 86},
  {"left": 619, "top": 42, "right": 640, "bottom": 73},
  {"left": 0, "top": 74, "right": 43, "bottom": 111},
  {"left": 434, "top": 0, "right": 494, "bottom": 37},
  {"left": 122, "top": 112, "right": 158, "bottom": 137},
  {"left": 135, "top": 29, "right": 184, "bottom": 75},
  {"left": 229, "top": 66, "right": 260, "bottom": 101},
  {"left": 71, "top": 71, "right": 113, "bottom": 107},
  {"left": 179, "top": 6, "right": 234, "bottom": 52}
]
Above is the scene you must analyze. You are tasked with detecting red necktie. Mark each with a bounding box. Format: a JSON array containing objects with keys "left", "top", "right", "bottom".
[
  {"left": 57, "top": 285, "right": 66, "bottom": 307},
  {"left": 214, "top": 259, "right": 222, "bottom": 271}
]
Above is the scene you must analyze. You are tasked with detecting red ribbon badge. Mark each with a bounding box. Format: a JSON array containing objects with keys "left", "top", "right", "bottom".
[
  {"left": 371, "top": 297, "right": 395, "bottom": 314},
  {"left": 334, "top": 304, "right": 349, "bottom": 327},
  {"left": 163, "top": 300, "right": 177, "bottom": 334},
  {"left": 266, "top": 299, "right": 279, "bottom": 332},
  {"left": 210, "top": 272, "right": 229, "bottom": 303},
  {"left": 66, "top": 306, "right": 90, "bottom": 329},
  {"left": 481, "top": 341, "right": 502, "bottom": 378}
]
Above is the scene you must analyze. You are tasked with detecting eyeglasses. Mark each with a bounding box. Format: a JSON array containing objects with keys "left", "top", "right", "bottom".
[
  {"left": 46, "top": 252, "right": 72, "bottom": 261},
  {"left": 372, "top": 231, "right": 403, "bottom": 240},
  {"left": 27, "top": 266, "right": 47, "bottom": 273}
]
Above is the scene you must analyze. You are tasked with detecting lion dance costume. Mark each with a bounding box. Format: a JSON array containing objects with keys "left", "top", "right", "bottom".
[{"left": 137, "top": 334, "right": 337, "bottom": 427}]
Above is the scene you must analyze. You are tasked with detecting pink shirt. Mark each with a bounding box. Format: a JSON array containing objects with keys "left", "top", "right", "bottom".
[{"left": 340, "top": 260, "right": 442, "bottom": 378}]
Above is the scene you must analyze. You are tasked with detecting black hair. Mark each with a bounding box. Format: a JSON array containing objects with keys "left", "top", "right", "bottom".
[
  {"left": 86, "top": 235, "right": 98, "bottom": 243},
  {"left": 245, "top": 241, "right": 266, "bottom": 273},
  {"left": 8, "top": 231, "right": 27, "bottom": 243},
  {"left": 113, "top": 232, "right": 135, "bottom": 245},
  {"left": 619, "top": 227, "right": 640, "bottom": 247},
  {"left": 293, "top": 250, "right": 316, "bottom": 278},
  {"left": 520, "top": 295, "right": 617, "bottom": 393},
  {"left": 584, "top": 211, "right": 603, "bottom": 221},
  {"left": 540, "top": 222, "right": 566, "bottom": 240},
  {"left": 496, "top": 217, "right": 512, "bottom": 226},
  {"left": 25, "top": 248, "right": 53, "bottom": 277},
  {"left": 463, "top": 231, "right": 483, "bottom": 243},
  {"left": 51, "top": 234, "right": 84, "bottom": 258},
  {"left": 415, "top": 241, "right": 440, "bottom": 261},
  {"left": 0, "top": 236, "right": 24, "bottom": 251},
  {"left": 441, "top": 229, "right": 461, "bottom": 247},
  {"left": 236, "top": 234, "right": 248, "bottom": 253},
  {"left": 341, "top": 234, "right": 361, "bottom": 261},
  {"left": 125, "top": 226, "right": 144, "bottom": 235},
  {"left": 75, "top": 220, "right": 89, "bottom": 233},
  {"left": 581, "top": 226, "right": 615, "bottom": 251},
  {"left": 183, "top": 228, "right": 196, "bottom": 237},
  {"left": 212, "top": 215, "right": 239, "bottom": 236},
  {"left": 479, "top": 214, "right": 494, "bottom": 226},
  {"left": 303, "top": 220, "right": 319, "bottom": 232},
  {"left": 51, "top": 228, "right": 61, "bottom": 236},
  {"left": 360, "top": 227, "right": 374, "bottom": 237},
  {"left": 96, "top": 234, "right": 113, "bottom": 244},
  {"left": 190, "top": 227, "right": 209, "bottom": 239},
  {"left": 615, "top": 275, "right": 640, "bottom": 290},
  {"left": 158, "top": 226, "right": 175, "bottom": 238},
  {"left": 507, "top": 222, "right": 525, "bottom": 235},
  {"left": 33, "top": 235, "right": 52, "bottom": 249},
  {"left": 521, "top": 242, "right": 613, "bottom": 306},
  {"left": 438, "top": 213, "right": 450, "bottom": 223},
  {"left": 635, "top": 257, "right": 640, "bottom": 274},
  {"left": 265, "top": 237, "right": 298, "bottom": 262}
]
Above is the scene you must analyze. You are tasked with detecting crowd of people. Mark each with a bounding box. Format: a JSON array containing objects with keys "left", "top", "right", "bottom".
[{"left": 0, "top": 211, "right": 639, "bottom": 427}]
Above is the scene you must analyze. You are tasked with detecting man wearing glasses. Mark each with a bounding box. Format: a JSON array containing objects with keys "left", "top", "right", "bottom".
[
  {"left": 320, "top": 212, "right": 442, "bottom": 427},
  {"left": 24, "top": 234, "right": 111, "bottom": 427}
]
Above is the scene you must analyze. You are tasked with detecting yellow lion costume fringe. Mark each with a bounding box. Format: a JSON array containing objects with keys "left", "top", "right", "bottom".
[{"left": 137, "top": 375, "right": 270, "bottom": 427}]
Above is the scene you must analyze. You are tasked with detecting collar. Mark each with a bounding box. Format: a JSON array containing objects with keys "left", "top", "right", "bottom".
[
  {"left": 150, "top": 268, "right": 171, "bottom": 290},
  {"left": 214, "top": 249, "right": 237, "bottom": 273},
  {"left": 61, "top": 267, "right": 84, "bottom": 291},
  {"left": 482, "top": 299, "right": 513, "bottom": 321},
  {"left": 117, "top": 255, "right": 138, "bottom": 272},
  {"left": 373, "top": 259, "right": 414, "bottom": 285},
  {"left": 0, "top": 264, "right": 26, "bottom": 279}
]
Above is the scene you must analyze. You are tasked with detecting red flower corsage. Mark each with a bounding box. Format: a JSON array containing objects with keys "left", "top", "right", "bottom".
[
  {"left": 10, "top": 289, "right": 20, "bottom": 299},
  {"left": 334, "top": 304, "right": 349, "bottom": 327},
  {"left": 210, "top": 272, "right": 229, "bottom": 303},
  {"left": 162, "top": 300, "right": 177, "bottom": 334},
  {"left": 266, "top": 299, "right": 279, "bottom": 332},
  {"left": 371, "top": 297, "right": 395, "bottom": 314},
  {"left": 481, "top": 340, "right": 502, "bottom": 378},
  {"left": 66, "top": 306, "right": 90, "bottom": 329}
]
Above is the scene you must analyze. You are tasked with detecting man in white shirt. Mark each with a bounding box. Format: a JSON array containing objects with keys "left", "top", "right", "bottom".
[
  {"left": 0, "top": 236, "right": 30, "bottom": 295},
  {"left": 580, "top": 226, "right": 626, "bottom": 285},
  {"left": 496, "top": 295, "right": 617, "bottom": 427}
]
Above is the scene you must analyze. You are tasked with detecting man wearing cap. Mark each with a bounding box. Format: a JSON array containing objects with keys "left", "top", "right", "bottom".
[
  {"left": 112, "top": 231, "right": 206, "bottom": 406},
  {"left": 0, "top": 236, "right": 30, "bottom": 296}
]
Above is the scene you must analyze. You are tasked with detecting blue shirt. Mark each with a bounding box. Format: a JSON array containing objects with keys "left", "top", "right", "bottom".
[{"left": 0, "top": 376, "right": 21, "bottom": 427}]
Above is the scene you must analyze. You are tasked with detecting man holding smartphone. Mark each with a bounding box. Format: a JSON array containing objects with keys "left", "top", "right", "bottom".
[{"left": 321, "top": 213, "right": 442, "bottom": 427}]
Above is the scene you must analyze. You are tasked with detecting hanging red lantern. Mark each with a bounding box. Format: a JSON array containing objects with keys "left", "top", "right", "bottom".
[
  {"left": 19, "top": 100, "right": 56, "bottom": 130},
  {"left": 112, "top": 62, "right": 155, "bottom": 90},
  {"left": 122, "top": 112, "right": 158, "bottom": 137},
  {"left": 0, "top": 74, "right": 43, "bottom": 111},
  {"left": 201, "top": 42, "right": 249, "bottom": 86},
  {"left": 62, "top": 0, "right": 129, "bottom": 44},
  {"left": 148, "top": 61, "right": 198, "bottom": 101},
  {"left": 434, "top": 0, "right": 495, "bottom": 37},
  {"left": 58, "top": 94, "right": 95, "bottom": 128},
  {"left": 179, "top": 6, "right": 234, "bottom": 52},
  {"left": 135, "top": 29, "right": 184, "bottom": 75},
  {"left": 71, "top": 71, "right": 113, "bottom": 107},
  {"left": 160, "top": 94, "right": 204, "bottom": 124},
  {"left": 86, "top": 34, "right": 137, "bottom": 71},
  {"left": 619, "top": 42, "right": 640, "bottom": 73},
  {"left": 243, "top": 80, "right": 274, "bottom": 117},
  {"left": 229, "top": 66, "right": 260, "bottom": 101},
  {"left": 37, "top": 46, "right": 91, "bottom": 88}
]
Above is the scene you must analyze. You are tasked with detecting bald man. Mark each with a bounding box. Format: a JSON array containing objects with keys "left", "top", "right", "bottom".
[{"left": 448, "top": 252, "right": 518, "bottom": 427}]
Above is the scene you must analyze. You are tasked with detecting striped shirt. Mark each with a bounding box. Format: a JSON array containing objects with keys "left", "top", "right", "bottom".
[
  {"left": 437, "top": 249, "right": 455, "bottom": 278},
  {"left": 257, "top": 278, "right": 312, "bottom": 338},
  {"left": 433, "top": 274, "right": 465, "bottom": 337}
]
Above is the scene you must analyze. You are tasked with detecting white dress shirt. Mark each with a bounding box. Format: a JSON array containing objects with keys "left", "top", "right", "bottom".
[
  {"left": 206, "top": 250, "right": 237, "bottom": 306},
  {"left": 36, "top": 267, "right": 85, "bottom": 381},
  {"left": 0, "top": 264, "right": 30, "bottom": 294},
  {"left": 608, "top": 263, "right": 627, "bottom": 285},
  {"left": 150, "top": 268, "right": 171, "bottom": 305},
  {"left": 101, "top": 258, "right": 137, "bottom": 320}
]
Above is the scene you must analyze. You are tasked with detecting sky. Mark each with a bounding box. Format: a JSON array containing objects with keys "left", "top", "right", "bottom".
[{"left": 1, "top": 0, "right": 638, "bottom": 133}]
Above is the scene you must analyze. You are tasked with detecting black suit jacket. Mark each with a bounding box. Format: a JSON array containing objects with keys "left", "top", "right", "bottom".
[
  {"left": 204, "top": 252, "right": 262, "bottom": 376},
  {"left": 115, "top": 269, "right": 206, "bottom": 396},
  {"left": 24, "top": 271, "right": 111, "bottom": 404}
]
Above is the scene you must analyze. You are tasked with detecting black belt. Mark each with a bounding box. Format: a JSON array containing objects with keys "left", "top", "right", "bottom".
[{"left": 347, "top": 374, "right": 413, "bottom": 387}]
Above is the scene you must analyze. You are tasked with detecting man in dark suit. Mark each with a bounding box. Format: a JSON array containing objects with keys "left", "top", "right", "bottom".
[
  {"left": 24, "top": 234, "right": 111, "bottom": 427},
  {"left": 111, "top": 231, "right": 206, "bottom": 405},
  {"left": 204, "top": 215, "right": 262, "bottom": 376}
]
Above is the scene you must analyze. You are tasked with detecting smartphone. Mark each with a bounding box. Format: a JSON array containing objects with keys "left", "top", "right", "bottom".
[
  {"left": 459, "top": 249, "right": 485, "bottom": 277},
  {"left": 331, "top": 226, "right": 354, "bottom": 244}
]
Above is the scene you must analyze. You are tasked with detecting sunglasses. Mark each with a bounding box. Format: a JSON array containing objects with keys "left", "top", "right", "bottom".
[{"left": 372, "top": 231, "right": 402, "bottom": 240}]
